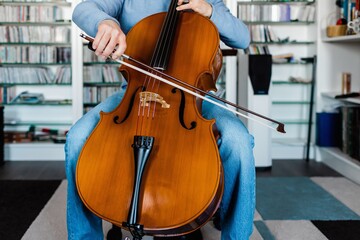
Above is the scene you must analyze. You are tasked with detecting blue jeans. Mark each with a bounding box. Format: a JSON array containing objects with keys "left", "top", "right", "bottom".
[{"left": 65, "top": 87, "right": 255, "bottom": 240}]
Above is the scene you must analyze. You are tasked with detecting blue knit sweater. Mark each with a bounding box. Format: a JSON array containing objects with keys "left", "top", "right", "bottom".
[{"left": 72, "top": 0, "right": 250, "bottom": 49}]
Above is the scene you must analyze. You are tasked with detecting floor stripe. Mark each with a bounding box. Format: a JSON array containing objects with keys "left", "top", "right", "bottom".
[
  {"left": 254, "top": 221, "right": 274, "bottom": 240},
  {"left": 256, "top": 177, "right": 360, "bottom": 220},
  {"left": 264, "top": 220, "right": 328, "bottom": 240},
  {"left": 312, "top": 220, "right": 360, "bottom": 240},
  {"left": 311, "top": 177, "right": 360, "bottom": 216},
  {"left": 0, "top": 180, "right": 61, "bottom": 240},
  {"left": 250, "top": 223, "right": 264, "bottom": 240},
  {"left": 254, "top": 210, "right": 263, "bottom": 221},
  {"left": 22, "top": 181, "right": 67, "bottom": 240}
]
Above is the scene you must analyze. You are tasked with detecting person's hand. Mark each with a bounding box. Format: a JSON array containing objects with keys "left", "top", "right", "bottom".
[
  {"left": 176, "top": 0, "right": 213, "bottom": 18},
  {"left": 92, "top": 20, "right": 126, "bottom": 60}
]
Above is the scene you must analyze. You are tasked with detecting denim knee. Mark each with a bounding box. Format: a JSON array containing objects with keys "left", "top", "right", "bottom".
[
  {"left": 65, "top": 112, "right": 100, "bottom": 178},
  {"left": 65, "top": 90, "right": 125, "bottom": 178}
]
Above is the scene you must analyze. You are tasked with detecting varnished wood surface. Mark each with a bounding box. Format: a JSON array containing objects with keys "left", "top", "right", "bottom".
[{"left": 76, "top": 12, "right": 223, "bottom": 235}]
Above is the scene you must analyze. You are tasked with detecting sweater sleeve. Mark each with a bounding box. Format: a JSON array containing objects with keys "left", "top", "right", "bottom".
[
  {"left": 72, "top": 0, "right": 124, "bottom": 37},
  {"left": 209, "top": 0, "right": 250, "bottom": 49}
]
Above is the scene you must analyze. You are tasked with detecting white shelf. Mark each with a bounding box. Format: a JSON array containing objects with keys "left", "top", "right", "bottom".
[
  {"left": 4, "top": 142, "right": 65, "bottom": 161},
  {"left": 321, "top": 92, "right": 360, "bottom": 104},
  {"left": 322, "top": 34, "right": 360, "bottom": 43},
  {"left": 319, "top": 147, "right": 360, "bottom": 185},
  {"left": 271, "top": 138, "right": 315, "bottom": 159},
  {"left": 272, "top": 138, "right": 307, "bottom": 146}
]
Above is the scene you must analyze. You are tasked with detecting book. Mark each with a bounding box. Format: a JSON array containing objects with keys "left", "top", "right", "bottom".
[
  {"left": 341, "top": 106, "right": 360, "bottom": 161},
  {"left": 272, "top": 53, "right": 294, "bottom": 59},
  {"left": 10, "top": 91, "right": 45, "bottom": 104}
]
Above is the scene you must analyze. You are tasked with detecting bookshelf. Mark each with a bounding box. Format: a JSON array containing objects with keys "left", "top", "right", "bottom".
[
  {"left": 0, "top": 0, "right": 73, "bottom": 160},
  {"left": 235, "top": 0, "right": 317, "bottom": 160},
  {"left": 316, "top": 0, "right": 360, "bottom": 184},
  {"left": 0, "top": 106, "right": 3, "bottom": 164},
  {"left": 81, "top": 45, "right": 123, "bottom": 114}
]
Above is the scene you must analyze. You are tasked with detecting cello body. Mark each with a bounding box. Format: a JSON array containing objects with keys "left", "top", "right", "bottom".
[{"left": 76, "top": 8, "right": 223, "bottom": 237}]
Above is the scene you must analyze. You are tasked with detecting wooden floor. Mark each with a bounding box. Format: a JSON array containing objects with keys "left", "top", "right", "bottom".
[
  {"left": 0, "top": 159, "right": 341, "bottom": 180},
  {"left": 256, "top": 159, "right": 341, "bottom": 177}
]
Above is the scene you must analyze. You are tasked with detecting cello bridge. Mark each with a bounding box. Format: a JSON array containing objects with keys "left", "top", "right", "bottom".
[{"left": 139, "top": 91, "right": 170, "bottom": 108}]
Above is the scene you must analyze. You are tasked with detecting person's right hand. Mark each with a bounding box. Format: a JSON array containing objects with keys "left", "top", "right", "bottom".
[{"left": 92, "top": 20, "right": 127, "bottom": 60}]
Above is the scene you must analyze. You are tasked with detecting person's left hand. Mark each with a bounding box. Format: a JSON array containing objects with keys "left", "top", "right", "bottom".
[{"left": 176, "top": 0, "right": 213, "bottom": 18}]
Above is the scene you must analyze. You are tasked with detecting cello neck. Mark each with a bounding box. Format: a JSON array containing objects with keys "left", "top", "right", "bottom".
[{"left": 151, "top": 0, "right": 180, "bottom": 70}]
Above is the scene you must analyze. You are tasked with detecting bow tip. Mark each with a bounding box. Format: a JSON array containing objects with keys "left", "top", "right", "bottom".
[{"left": 277, "top": 124, "right": 286, "bottom": 134}]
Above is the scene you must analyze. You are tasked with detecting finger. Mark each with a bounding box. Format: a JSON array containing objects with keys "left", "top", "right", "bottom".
[
  {"left": 178, "top": 0, "right": 190, "bottom": 6},
  {"left": 102, "top": 34, "right": 119, "bottom": 58},
  {"left": 93, "top": 27, "right": 110, "bottom": 56},
  {"left": 112, "top": 35, "right": 127, "bottom": 59},
  {"left": 95, "top": 33, "right": 111, "bottom": 57},
  {"left": 176, "top": 2, "right": 192, "bottom": 11},
  {"left": 92, "top": 29, "right": 105, "bottom": 50}
]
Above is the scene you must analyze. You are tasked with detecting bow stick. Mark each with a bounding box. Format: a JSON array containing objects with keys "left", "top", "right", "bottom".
[{"left": 80, "top": 33, "right": 286, "bottom": 133}]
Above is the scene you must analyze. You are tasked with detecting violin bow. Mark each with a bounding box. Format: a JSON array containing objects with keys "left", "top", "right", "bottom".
[{"left": 80, "top": 33, "right": 286, "bottom": 133}]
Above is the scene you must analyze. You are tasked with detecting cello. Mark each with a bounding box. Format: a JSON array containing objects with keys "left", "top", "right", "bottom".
[
  {"left": 77, "top": 0, "right": 224, "bottom": 239},
  {"left": 76, "top": 1, "right": 285, "bottom": 239}
]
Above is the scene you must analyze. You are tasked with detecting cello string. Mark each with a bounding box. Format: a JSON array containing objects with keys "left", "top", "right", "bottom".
[
  {"left": 140, "top": 68, "right": 163, "bottom": 135},
  {"left": 153, "top": 0, "right": 177, "bottom": 70},
  {"left": 149, "top": 0, "right": 179, "bottom": 119},
  {"left": 138, "top": 9, "right": 174, "bottom": 134},
  {"left": 142, "top": 0, "right": 178, "bottom": 121},
  {"left": 137, "top": 64, "right": 155, "bottom": 136},
  {"left": 139, "top": 73, "right": 155, "bottom": 136},
  {"left": 151, "top": 72, "right": 163, "bottom": 119},
  {"left": 157, "top": 0, "right": 178, "bottom": 71}
]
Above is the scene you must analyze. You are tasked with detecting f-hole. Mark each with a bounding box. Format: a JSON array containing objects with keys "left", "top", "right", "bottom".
[
  {"left": 114, "top": 86, "right": 146, "bottom": 124},
  {"left": 172, "top": 88, "right": 197, "bottom": 130}
]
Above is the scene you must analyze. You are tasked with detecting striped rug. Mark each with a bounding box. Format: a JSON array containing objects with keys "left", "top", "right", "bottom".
[{"left": 1, "top": 177, "right": 360, "bottom": 240}]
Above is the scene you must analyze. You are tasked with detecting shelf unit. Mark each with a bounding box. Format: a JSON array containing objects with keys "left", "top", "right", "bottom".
[
  {"left": 81, "top": 46, "right": 124, "bottom": 114},
  {"left": 0, "top": 0, "right": 73, "bottom": 160},
  {"left": 318, "top": 90, "right": 360, "bottom": 185},
  {"left": 235, "top": 0, "right": 317, "bottom": 160},
  {"left": 320, "top": 147, "right": 360, "bottom": 185},
  {"left": 315, "top": 0, "right": 360, "bottom": 184}
]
